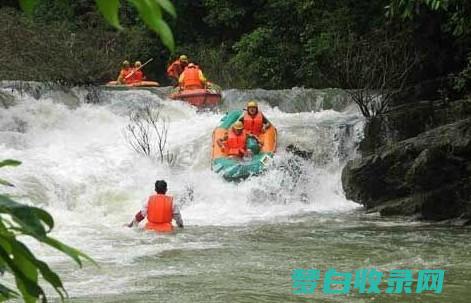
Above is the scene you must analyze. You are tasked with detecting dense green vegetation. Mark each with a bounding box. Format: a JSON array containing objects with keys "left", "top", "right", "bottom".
[{"left": 0, "top": 0, "right": 469, "bottom": 97}]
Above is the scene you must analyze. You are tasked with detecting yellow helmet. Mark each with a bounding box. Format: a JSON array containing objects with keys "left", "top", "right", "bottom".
[
  {"left": 122, "top": 60, "right": 130, "bottom": 66},
  {"left": 233, "top": 121, "right": 244, "bottom": 130},
  {"left": 134, "top": 61, "right": 142, "bottom": 67},
  {"left": 179, "top": 55, "right": 188, "bottom": 62},
  {"left": 247, "top": 100, "right": 258, "bottom": 108}
]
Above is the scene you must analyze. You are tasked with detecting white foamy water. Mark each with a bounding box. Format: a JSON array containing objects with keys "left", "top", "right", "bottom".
[{"left": 0, "top": 85, "right": 366, "bottom": 299}]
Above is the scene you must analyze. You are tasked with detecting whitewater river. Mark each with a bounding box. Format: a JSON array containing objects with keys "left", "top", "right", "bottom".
[{"left": 1, "top": 83, "right": 470, "bottom": 302}]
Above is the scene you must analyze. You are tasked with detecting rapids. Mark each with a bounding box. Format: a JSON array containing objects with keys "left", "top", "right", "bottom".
[{"left": 1, "top": 83, "right": 469, "bottom": 303}]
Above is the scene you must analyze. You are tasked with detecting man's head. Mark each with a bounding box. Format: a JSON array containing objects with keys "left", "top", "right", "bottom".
[
  {"left": 134, "top": 61, "right": 142, "bottom": 68},
  {"left": 179, "top": 55, "right": 188, "bottom": 62},
  {"left": 246, "top": 100, "right": 258, "bottom": 116},
  {"left": 122, "top": 60, "right": 130, "bottom": 68},
  {"left": 232, "top": 121, "right": 244, "bottom": 135},
  {"left": 155, "top": 180, "right": 167, "bottom": 194},
  {"left": 187, "top": 63, "right": 196, "bottom": 69}
]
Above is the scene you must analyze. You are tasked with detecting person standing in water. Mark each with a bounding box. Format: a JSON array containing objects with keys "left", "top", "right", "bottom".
[{"left": 127, "top": 180, "right": 184, "bottom": 232}]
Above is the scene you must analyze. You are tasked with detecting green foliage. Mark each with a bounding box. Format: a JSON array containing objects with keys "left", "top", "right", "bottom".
[
  {"left": 303, "top": 32, "right": 341, "bottom": 87},
  {"left": 451, "top": 52, "right": 471, "bottom": 93},
  {"left": 386, "top": 0, "right": 471, "bottom": 37},
  {"left": 0, "top": 160, "right": 21, "bottom": 168},
  {"left": 156, "top": 0, "right": 176, "bottom": 18},
  {"left": 0, "top": 160, "right": 94, "bottom": 302},
  {"left": 128, "top": 0, "right": 174, "bottom": 51},
  {"left": 18, "top": 0, "right": 38, "bottom": 15},
  {"left": 0, "top": 160, "right": 21, "bottom": 187},
  {"left": 0, "top": 8, "right": 163, "bottom": 84},
  {"left": 176, "top": 43, "right": 245, "bottom": 88},
  {"left": 4, "top": 0, "right": 470, "bottom": 89},
  {"left": 202, "top": 0, "right": 247, "bottom": 29},
  {"left": 32, "top": 0, "right": 74, "bottom": 25},
  {"left": 387, "top": 0, "right": 447, "bottom": 19},
  {"left": 96, "top": 0, "right": 122, "bottom": 30},
  {"left": 231, "top": 28, "right": 280, "bottom": 88},
  {"left": 18, "top": 0, "right": 176, "bottom": 51}
]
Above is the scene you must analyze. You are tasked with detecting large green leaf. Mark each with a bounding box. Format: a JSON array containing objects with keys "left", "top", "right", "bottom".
[
  {"left": 156, "top": 0, "right": 177, "bottom": 18},
  {"left": 0, "top": 283, "right": 18, "bottom": 301},
  {"left": 130, "top": 0, "right": 175, "bottom": 51},
  {"left": 17, "top": 0, "right": 175, "bottom": 51},
  {"left": 12, "top": 240, "right": 67, "bottom": 300},
  {"left": 11, "top": 243, "right": 39, "bottom": 303},
  {"left": 0, "top": 178, "right": 15, "bottom": 187},
  {"left": 43, "top": 236, "right": 96, "bottom": 267},
  {"left": 0, "top": 159, "right": 21, "bottom": 168},
  {"left": 0, "top": 195, "right": 93, "bottom": 265},
  {"left": 96, "top": 0, "right": 123, "bottom": 30},
  {"left": 0, "top": 219, "right": 93, "bottom": 302},
  {"left": 0, "top": 160, "right": 21, "bottom": 188},
  {"left": 0, "top": 245, "right": 44, "bottom": 303},
  {"left": 0, "top": 194, "right": 53, "bottom": 236},
  {"left": 156, "top": 18, "right": 175, "bottom": 52},
  {"left": 0, "top": 195, "right": 95, "bottom": 269},
  {"left": 129, "top": 0, "right": 162, "bottom": 27},
  {"left": 0, "top": 212, "right": 92, "bottom": 301},
  {"left": 0, "top": 159, "right": 95, "bottom": 302}
]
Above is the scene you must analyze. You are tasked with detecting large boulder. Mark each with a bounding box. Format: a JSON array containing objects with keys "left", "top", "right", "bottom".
[
  {"left": 342, "top": 117, "right": 471, "bottom": 223},
  {"left": 359, "top": 98, "right": 471, "bottom": 155}
]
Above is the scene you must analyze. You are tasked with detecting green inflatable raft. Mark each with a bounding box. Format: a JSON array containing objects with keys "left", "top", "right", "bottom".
[{"left": 211, "top": 110, "right": 277, "bottom": 181}]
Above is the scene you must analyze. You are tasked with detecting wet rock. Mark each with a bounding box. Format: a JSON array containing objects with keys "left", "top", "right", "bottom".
[
  {"left": 84, "top": 86, "right": 102, "bottom": 104},
  {"left": 360, "top": 98, "right": 471, "bottom": 154},
  {"left": 342, "top": 117, "right": 471, "bottom": 223},
  {"left": 286, "top": 144, "right": 313, "bottom": 160}
]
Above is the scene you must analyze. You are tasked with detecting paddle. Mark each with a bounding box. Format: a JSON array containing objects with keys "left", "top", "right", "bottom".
[{"left": 125, "top": 58, "right": 154, "bottom": 79}]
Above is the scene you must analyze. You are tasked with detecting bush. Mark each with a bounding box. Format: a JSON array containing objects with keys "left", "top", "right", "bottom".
[
  {"left": 0, "top": 7, "right": 164, "bottom": 84},
  {"left": 451, "top": 52, "right": 471, "bottom": 95},
  {"left": 231, "top": 28, "right": 286, "bottom": 88},
  {"left": 175, "top": 42, "right": 245, "bottom": 88}
]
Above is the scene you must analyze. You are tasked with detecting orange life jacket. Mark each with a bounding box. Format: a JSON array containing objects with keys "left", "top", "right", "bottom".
[
  {"left": 145, "top": 194, "right": 173, "bottom": 232},
  {"left": 226, "top": 130, "right": 247, "bottom": 156},
  {"left": 130, "top": 69, "right": 144, "bottom": 83},
  {"left": 120, "top": 68, "right": 133, "bottom": 84},
  {"left": 243, "top": 112, "right": 264, "bottom": 136},
  {"left": 167, "top": 60, "right": 184, "bottom": 79},
  {"left": 182, "top": 66, "right": 203, "bottom": 90}
]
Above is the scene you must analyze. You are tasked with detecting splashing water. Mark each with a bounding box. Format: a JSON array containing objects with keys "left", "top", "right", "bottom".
[
  {"left": 1, "top": 84, "right": 469, "bottom": 303},
  {"left": 0, "top": 86, "right": 362, "bottom": 225}
]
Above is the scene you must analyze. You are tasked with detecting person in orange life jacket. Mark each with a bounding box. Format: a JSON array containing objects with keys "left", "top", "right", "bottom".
[
  {"left": 239, "top": 100, "right": 271, "bottom": 137},
  {"left": 127, "top": 180, "right": 183, "bottom": 232},
  {"left": 128, "top": 61, "right": 146, "bottom": 83},
  {"left": 117, "top": 60, "right": 133, "bottom": 84},
  {"left": 216, "top": 121, "right": 261, "bottom": 158},
  {"left": 179, "top": 63, "right": 207, "bottom": 90},
  {"left": 167, "top": 55, "right": 189, "bottom": 86}
]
